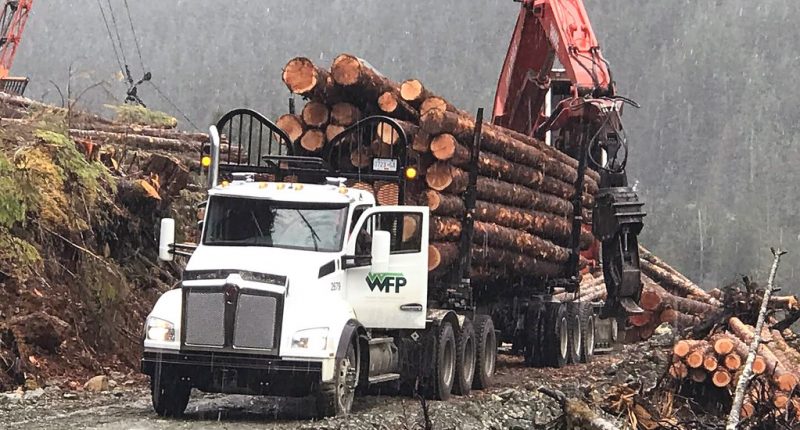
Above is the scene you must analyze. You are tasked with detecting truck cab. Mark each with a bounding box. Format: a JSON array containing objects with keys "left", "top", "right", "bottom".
[{"left": 141, "top": 109, "right": 492, "bottom": 417}]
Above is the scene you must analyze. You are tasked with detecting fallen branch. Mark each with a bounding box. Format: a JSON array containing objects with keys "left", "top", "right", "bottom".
[{"left": 538, "top": 387, "right": 619, "bottom": 430}]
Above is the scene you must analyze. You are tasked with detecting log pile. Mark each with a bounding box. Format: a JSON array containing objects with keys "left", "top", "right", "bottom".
[{"left": 281, "top": 54, "right": 599, "bottom": 282}]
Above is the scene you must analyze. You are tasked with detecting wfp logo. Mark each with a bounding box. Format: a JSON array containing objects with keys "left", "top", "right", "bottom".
[{"left": 365, "top": 272, "right": 407, "bottom": 293}]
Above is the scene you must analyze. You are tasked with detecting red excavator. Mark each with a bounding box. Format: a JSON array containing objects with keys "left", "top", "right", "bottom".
[
  {"left": 493, "top": 0, "right": 645, "bottom": 318},
  {"left": 0, "top": 0, "right": 32, "bottom": 95}
]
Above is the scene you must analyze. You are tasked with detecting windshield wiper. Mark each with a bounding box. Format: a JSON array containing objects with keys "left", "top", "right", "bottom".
[{"left": 296, "top": 210, "right": 321, "bottom": 251}]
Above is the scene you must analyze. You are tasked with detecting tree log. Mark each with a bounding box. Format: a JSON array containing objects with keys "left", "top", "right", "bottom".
[
  {"left": 538, "top": 387, "right": 620, "bottom": 430},
  {"left": 331, "top": 54, "right": 399, "bottom": 99},
  {"left": 420, "top": 109, "right": 598, "bottom": 193},
  {"left": 431, "top": 216, "right": 570, "bottom": 264},
  {"left": 299, "top": 129, "right": 326, "bottom": 153},
  {"left": 400, "top": 79, "right": 433, "bottom": 106},
  {"left": 276, "top": 114, "right": 305, "bottom": 144},
  {"left": 325, "top": 124, "right": 345, "bottom": 142},
  {"left": 429, "top": 242, "right": 564, "bottom": 278},
  {"left": 301, "top": 101, "right": 330, "bottom": 128},
  {"left": 282, "top": 57, "right": 341, "bottom": 101},
  {"left": 685, "top": 341, "right": 712, "bottom": 368},
  {"left": 330, "top": 102, "right": 361, "bottom": 126},
  {"left": 378, "top": 91, "right": 419, "bottom": 121},
  {"left": 349, "top": 145, "right": 372, "bottom": 168},
  {"left": 641, "top": 259, "right": 719, "bottom": 306},
  {"left": 723, "top": 353, "right": 742, "bottom": 371},
  {"left": 376, "top": 119, "right": 418, "bottom": 145},
  {"left": 712, "top": 369, "right": 732, "bottom": 388},
  {"left": 68, "top": 129, "right": 200, "bottom": 153},
  {"left": 729, "top": 317, "right": 798, "bottom": 391},
  {"left": 412, "top": 130, "right": 431, "bottom": 153}
]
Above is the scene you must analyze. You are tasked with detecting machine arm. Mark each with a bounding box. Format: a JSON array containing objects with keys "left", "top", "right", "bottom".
[
  {"left": 493, "top": 0, "right": 614, "bottom": 135},
  {"left": 0, "top": 0, "right": 32, "bottom": 79}
]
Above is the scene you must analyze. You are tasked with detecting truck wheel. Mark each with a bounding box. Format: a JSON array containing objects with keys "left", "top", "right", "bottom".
[
  {"left": 472, "top": 315, "right": 496, "bottom": 389},
  {"left": 566, "top": 302, "right": 582, "bottom": 365},
  {"left": 317, "top": 338, "right": 359, "bottom": 417},
  {"left": 151, "top": 377, "right": 190, "bottom": 418},
  {"left": 430, "top": 321, "right": 456, "bottom": 400},
  {"left": 543, "top": 302, "right": 568, "bottom": 368},
  {"left": 453, "top": 319, "right": 476, "bottom": 396},
  {"left": 579, "top": 302, "right": 595, "bottom": 363},
  {"left": 524, "top": 301, "right": 544, "bottom": 368}
]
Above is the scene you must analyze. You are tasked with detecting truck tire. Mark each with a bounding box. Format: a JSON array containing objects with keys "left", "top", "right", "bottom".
[
  {"left": 472, "top": 315, "right": 496, "bottom": 389},
  {"left": 579, "top": 302, "right": 595, "bottom": 363},
  {"left": 151, "top": 377, "right": 190, "bottom": 418},
  {"left": 566, "top": 302, "right": 582, "bottom": 365},
  {"left": 524, "top": 300, "right": 545, "bottom": 368},
  {"left": 429, "top": 321, "right": 456, "bottom": 400},
  {"left": 453, "top": 319, "right": 476, "bottom": 396},
  {"left": 317, "top": 338, "right": 359, "bottom": 417},
  {"left": 543, "top": 302, "right": 568, "bottom": 368}
]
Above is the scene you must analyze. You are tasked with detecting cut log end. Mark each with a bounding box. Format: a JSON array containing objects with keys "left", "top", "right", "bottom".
[
  {"left": 350, "top": 145, "right": 372, "bottom": 168},
  {"left": 430, "top": 133, "right": 459, "bottom": 161},
  {"left": 378, "top": 92, "right": 399, "bottom": 113},
  {"left": 714, "top": 337, "right": 735, "bottom": 355},
  {"left": 711, "top": 369, "right": 732, "bottom": 387},
  {"left": 400, "top": 79, "right": 426, "bottom": 102},
  {"left": 425, "top": 162, "right": 455, "bottom": 191},
  {"left": 376, "top": 122, "right": 401, "bottom": 145},
  {"left": 723, "top": 353, "right": 742, "bottom": 371},
  {"left": 639, "top": 290, "right": 663, "bottom": 312},
  {"left": 326, "top": 124, "right": 345, "bottom": 142},
  {"left": 703, "top": 355, "right": 718, "bottom": 372},
  {"left": 673, "top": 340, "right": 692, "bottom": 358},
  {"left": 686, "top": 351, "right": 704, "bottom": 369},
  {"left": 629, "top": 312, "right": 653, "bottom": 328},
  {"left": 689, "top": 368, "right": 708, "bottom": 383},
  {"left": 282, "top": 57, "right": 318, "bottom": 94},
  {"left": 276, "top": 114, "right": 304, "bottom": 143},
  {"left": 301, "top": 101, "right": 330, "bottom": 128},
  {"left": 669, "top": 361, "right": 688, "bottom": 379},
  {"left": 420, "top": 97, "right": 449, "bottom": 116},
  {"left": 777, "top": 373, "right": 798, "bottom": 392},
  {"left": 300, "top": 129, "right": 326, "bottom": 153},
  {"left": 331, "top": 103, "right": 360, "bottom": 126},
  {"left": 751, "top": 355, "right": 767, "bottom": 375},
  {"left": 331, "top": 54, "right": 362, "bottom": 86}
]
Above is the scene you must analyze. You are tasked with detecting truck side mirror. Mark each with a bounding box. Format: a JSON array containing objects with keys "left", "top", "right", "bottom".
[
  {"left": 370, "top": 230, "right": 391, "bottom": 273},
  {"left": 159, "top": 218, "right": 176, "bottom": 262}
]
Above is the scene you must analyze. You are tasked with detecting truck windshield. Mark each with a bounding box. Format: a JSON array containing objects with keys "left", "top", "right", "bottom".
[{"left": 203, "top": 196, "right": 349, "bottom": 252}]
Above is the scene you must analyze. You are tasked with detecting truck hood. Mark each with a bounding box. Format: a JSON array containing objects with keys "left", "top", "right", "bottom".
[{"left": 185, "top": 245, "right": 341, "bottom": 288}]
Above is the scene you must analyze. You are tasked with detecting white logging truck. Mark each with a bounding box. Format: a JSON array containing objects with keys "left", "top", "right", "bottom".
[{"left": 140, "top": 106, "right": 644, "bottom": 417}]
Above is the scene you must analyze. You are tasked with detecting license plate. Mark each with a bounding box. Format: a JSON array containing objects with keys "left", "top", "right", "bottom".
[{"left": 373, "top": 158, "right": 398, "bottom": 172}]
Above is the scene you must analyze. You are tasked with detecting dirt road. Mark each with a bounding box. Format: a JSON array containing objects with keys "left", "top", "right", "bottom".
[{"left": 0, "top": 350, "right": 649, "bottom": 430}]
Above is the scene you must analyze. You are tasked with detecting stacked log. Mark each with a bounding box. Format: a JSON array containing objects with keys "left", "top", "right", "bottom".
[
  {"left": 669, "top": 317, "right": 800, "bottom": 419},
  {"left": 281, "top": 54, "right": 600, "bottom": 282}
]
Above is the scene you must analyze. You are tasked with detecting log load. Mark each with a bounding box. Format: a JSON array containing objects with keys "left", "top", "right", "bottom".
[{"left": 283, "top": 57, "right": 341, "bottom": 102}]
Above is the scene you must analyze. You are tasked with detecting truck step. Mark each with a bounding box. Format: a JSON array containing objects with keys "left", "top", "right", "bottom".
[
  {"left": 368, "top": 337, "right": 395, "bottom": 345},
  {"left": 368, "top": 373, "right": 400, "bottom": 384}
]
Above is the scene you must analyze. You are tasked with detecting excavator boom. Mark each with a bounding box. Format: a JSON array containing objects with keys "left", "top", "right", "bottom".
[
  {"left": 493, "top": 0, "right": 645, "bottom": 318},
  {"left": 0, "top": 0, "right": 32, "bottom": 94}
]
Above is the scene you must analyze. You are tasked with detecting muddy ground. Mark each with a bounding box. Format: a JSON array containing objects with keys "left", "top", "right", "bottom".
[{"left": 0, "top": 340, "right": 671, "bottom": 430}]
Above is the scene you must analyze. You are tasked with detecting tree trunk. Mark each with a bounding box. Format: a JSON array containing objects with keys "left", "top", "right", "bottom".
[
  {"left": 330, "top": 102, "right": 361, "bottom": 126},
  {"left": 350, "top": 145, "right": 372, "bottom": 168},
  {"left": 378, "top": 91, "right": 419, "bottom": 121},
  {"left": 412, "top": 130, "right": 431, "bottom": 153},
  {"left": 301, "top": 101, "right": 330, "bottom": 128},
  {"left": 276, "top": 114, "right": 305, "bottom": 144},
  {"left": 430, "top": 216, "right": 570, "bottom": 264},
  {"left": 729, "top": 317, "right": 798, "bottom": 392},
  {"left": 299, "top": 129, "right": 326, "bottom": 153},
  {"left": 420, "top": 109, "right": 598, "bottom": 194},
  {"left": 641, "top": 259, "right": 718, "bottom": 306},
  {"left": 325, "top": 124, "right": 345, "bottom": 142},
  {"left": 331, "top": 54, "right": 399, "bottom": 99},
  {"left": 430, "top": 133, "right": 470, "bottom": 165},
  {"left": 400, "top": 79, "right": 433, "bottom": 106},
  {"left": 282, "top": 57, "right": 341, "bottom": 101},
  {"left": 376, "top": 119, "right": 419, "bottom": 145}
]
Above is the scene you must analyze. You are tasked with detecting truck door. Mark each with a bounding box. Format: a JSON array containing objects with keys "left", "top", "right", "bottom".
[{"left": 344, "top": 206, "right": 429, "bottom": 329}]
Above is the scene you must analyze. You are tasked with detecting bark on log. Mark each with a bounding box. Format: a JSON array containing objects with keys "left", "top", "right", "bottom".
[
  {"left": 276, "top": 114, "right": 305, "bottom": 144},
  {"left": 331, "top": 54, "right": 399, "bottom": 99},
  {"left": 429, "top": 242, "right": 564, "bottom": 278},
  {"left": 430, "top": 216, "right": 570, "bottom": 264},
  {"left": 428, "top": 242, "right": 459, "bottom": 273},
  {"left": 669, "top": 360, "right": 689, "bottom": 379},
  {"left": 301, "top": 101, "right": 330, "bottom": 128},
  {"left": 420, "top": 109, "right": 598, "bottom": 193},
  {"left": 641, "top": 259, "right": 719, "bottom": 306},
  {"left": 282, "top": 57, "right": 341, "bottom": 101},
  {"left": 68, "top": 129, "right": 199, "bottom": 153},
  {"left": 330, "top": 103, "right": 361, "bottom": 126},
  {"left": 412, "top": 130, "right": 431, "bottom": 153}
]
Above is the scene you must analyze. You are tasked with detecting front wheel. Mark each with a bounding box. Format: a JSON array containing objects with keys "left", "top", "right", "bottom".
[
  {"left": 151, "top": 377, "right": 190, "bottom": 418},
  {"left": 317, "top": 338, "right": 359, "bottom": 417}
]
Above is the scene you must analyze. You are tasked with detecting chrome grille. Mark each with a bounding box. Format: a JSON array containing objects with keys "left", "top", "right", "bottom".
[
  {"left": 184, "top": 290, "right": 225, "bottom": 347},
  {"left": 234, "top": 294, "right": 277, "bottom": 349}
]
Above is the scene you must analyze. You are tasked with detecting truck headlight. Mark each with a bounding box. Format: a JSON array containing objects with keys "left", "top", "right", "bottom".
[
  {"left": 146, "top": 317, "right": 176, "bottom": 342},
  {"left": 291, "top": 327, "right": 329, "bottom": 350}
]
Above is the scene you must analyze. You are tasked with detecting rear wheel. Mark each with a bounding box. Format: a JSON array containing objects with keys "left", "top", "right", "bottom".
[
  {"left": 543, "top": 302, "right": 568, "bottom": 368},
  {"left": 566, "top": 302, "right": 582, "bottom": 364},
  {"left": 430, "top": 321, "right": 456, "bottom": 400},
  {"left": 580, "top": 302, "right": 595, "bottom": 363},
  {"left": 453, "top": 319, "right": 476, "bottom": 396},
  {"left": 472, "top": 315, "right": 497, "bottom": 389},
  {"left": 317, "top": 338, "right": 359, "bottom": 417},
  {"left": 151, "top": 376, "right": 190, "bottom": 418}
]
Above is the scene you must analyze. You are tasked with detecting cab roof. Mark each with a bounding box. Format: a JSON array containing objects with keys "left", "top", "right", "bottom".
[{"left": 208, "top": 180, "right": 377, "bottom": 205}]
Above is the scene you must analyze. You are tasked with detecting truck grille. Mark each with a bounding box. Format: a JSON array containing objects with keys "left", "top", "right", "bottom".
[
  {"left": 182, "top": 285, "right": 283, "bottom": 354},
  {"left": 234, "top": 294, "right": 278, "bottom": 349},
  {"left": 184, "top": 290, "right": 226, "bottom": 347}
]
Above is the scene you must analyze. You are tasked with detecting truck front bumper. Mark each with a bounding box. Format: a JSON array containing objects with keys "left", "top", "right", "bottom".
[{"left": 141, "top": 350, "right": 323, "bottom": 397}]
